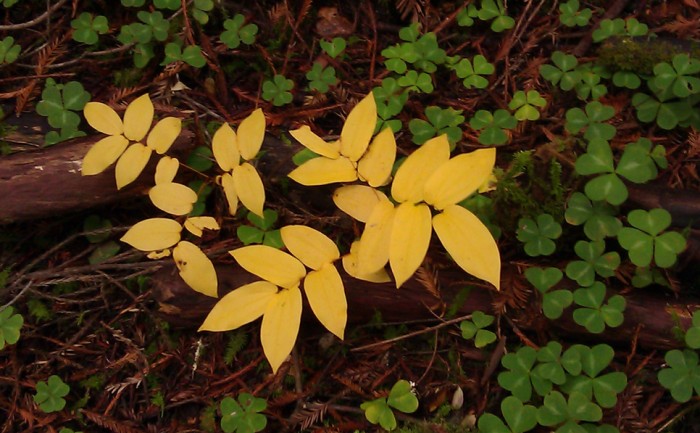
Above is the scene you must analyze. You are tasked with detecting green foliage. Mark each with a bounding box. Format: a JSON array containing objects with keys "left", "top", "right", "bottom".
[
  {"left": 517, "top": 214, "right": 562, "bottom": 257},
  {"left": 408, "top": 106, "right": 464, "bottom": 146},
  {"left": 2, "top": 0, "right": 20, "bottom": 6},
  {"left": 478, "top": 0, "right": 515, "bottom": 32},
  {"left": 558, "top": 0, "right": 592, "bottom": 28},
  {"left": 223, "top": 330, "right": 249, "bottom": 366},
  {"left": 120, "top": 0, "right": 145, "bottom": 6},
  {"left": 320, "top": 37, "right": 346, "bottom": 59},
  {"left": 236, "top": 209, "right": 283, "bottom": 248},
  {"left": 453, "top": 55, "right": 494, "bottom": 89},
  {"left": 163, "top": 42, "right": 206, "bottom": 68},
  {"left": 508, "top": 90, "right": 546, "bottom": 121},
  {"left": 460, "top": 311, "right": 497, "bottom": 348},
  {"left": 397, "top": 70, "right": 434, "bottom": 93},
  {"left": 187, "top": 146, "right": 214, "bottom": 172},
  {"left": 540, "top": 51, "right": 581, "bottom": 91},
  {"left": 188, "top": 180, "right": 214, "bottom": 217},
  {"left": 373, "top": 77, "right": 408, "bottom": 132},
  {"left": 537, "top": 391, "right": 602, "bottom": 431},
  {"left": 477, "top": 396, "right": 538, "bottom": 433},
  {"left": 153, "top": 0, "right": 179, "bottom": 10},
  {"left": 498, "top": 346, "right": 543, "bottom": 401},
  {"left": 34, "top": 375, "right": 70, "bottom": 413},
  {"left": 592, "top": 18, "right": 648, "bottom": 42},
  {"left": 572, "top": 282, "right": 626, "bottom": 334},
  {"left": 657, "top": 349, "right": 700, "bottom": 403},
  {"left": 684, "top": 311, "right": 700, "bottom": 349},
  {"left": 617, "top": 208, "right": 686, "bottom": 268},
  {"left": 652, "top": 54, "right": 700, "bottom": 98},
  {"left": 83, "top": 214, "right": 120, "bottom": 264},
  {"left": 631, "top": 90, "right": 697, "bottom": 130},
  {"left": 191, "top": 0, "right": 214, "bottom": 25},
  {"left": 456, "top": 4, "right": 479, "bottom": 27},
  {"left": 0, "top": 306, "right": 23, "bottom": 350},
  {"left": 565, "top": 193, "right": 622, "bottom": 241},
  {"left": 117, "top": 11, "right": 170, "bottom": 67},
  {"left": 0, "top": 36, "right": 21, "bottom": 64},
  {"left": 611, "top": 71, "right": 641, "bottom": 89},
  {"left": 220, "top": 15, "right": 258, "bottom": 49},
  {"left": 70, "top": 13, "right": 108, "bottom": 45},
  {"left": 220, "top": 393, "right": 267, "bottom": 433},
  {"left": 560, "top": 344, "right": 627, "bottom": 408},
  {"left": 525, "top": 267, "right": 572, "bottom": 319},
  {"left": 574, "top": 64, "right": 608, "bottom": 100},
  {"left": 27, "top": 298, "right": 52, "bottom": 322},
  {"left": 306, "top": 62, "right": 338, "bottom": 93},
  {"left": 262, "top": 74, "right": 294, "bottom": 106},
  {"left": 381, "top": 24, "right": 446, "bottom": 74},
  {"left": 565, "top": 101, "right": 616, "bottom": 141},
  {"left": 469, "top": 109, "right": 517, "bottom": 145},
  {"left": 35, "top": 78, "right": 90, "bottom": 145},
  {"left": 565, "top": 241, "right": 620, "bottom": 287},
  {"left": 361, "top": 380, "right": 419, "bottom": 431}
]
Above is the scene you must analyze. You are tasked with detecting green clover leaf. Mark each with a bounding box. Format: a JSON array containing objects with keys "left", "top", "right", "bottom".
[
  {"left": 652, "top": 53, "right": 700, "bottom": 98},
  {"left": 319, "top": 37, "right": 347, "bottom": 59},
  {"left": 524, "top": 267, "right": 573, "bottom": 319},
  {"left": 397, "top": 70, "right": 434, "bottom": 93},
  {"left": 509, "top": 90, "right": 546, "bottom": 121},
  {"left": 658, "top": 349, "right": 700, "bottom": 403},
  {"left": 0, "top": 36, "right": 20, "bottom": 64},
  {"left": 498, "top": 346, "right": 544, "bottom": 401},
  {"left": 572, "top": 282, "right": 626, "bottom": 334},
  {"left": 220, "top": 393, "right": 267, "bottom": 433},
  {"left": 617, "top": 208, "right": 686, "bottom": 268},
  {"left": 559, "top": 0, "right": 592, "bottom": 27},
  {"left": 477, "top": 396, "right": 538, "bottom": 433},
  {"left": 454, "top": 55, "right": 494, "bottom": 89},
  {"left": 685, "top": 311, "right": 700, "bottom": 349},
  {"left": 0, "top": 306, "right": 23, "bottom": 350},
  {"left": 221, "top": 14, "right": 258, "bottom": 49},
  {"left": 565, "top": 240, "right": 620, "bottom": 287},
  {"left": 540, "top": 51, "right": 581, "bottom": 91},
  {"left": 517, "top": 214, "right": 562, "bottom": 257},
  {"left": 237, "top": 209, "right": 283, "bottom": 248},
  {"left": 565, "top": 101, "right": 616, "bottom": 141},
  {"left": 460, "top": 311, "right": 497, "bottom": 348},
  {"left": 71, "top": 12, "right": 108, "bottom": 45},
  {"left": 469, "top": 109, "right": 517, "bottom": 145},
  {"left": 34, "top": 375, "right": 70, "bottom": 413},
  {"left": 565, "top": 193, "right": 622, "bottom": 241},
  {"left": 408, "top": 106, "right": 464, "bottom": 146},
  {"left": 262, "top": 74, "right": 294, "bottom": 106}
]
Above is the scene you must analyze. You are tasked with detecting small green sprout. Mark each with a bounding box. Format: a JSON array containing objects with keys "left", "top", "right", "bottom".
[
  {"left": 565, "top": 193, "right": 622, "bottom": 241},
  {"left": 361, "top": 380, "right": 419, "bottom": 431},
  {"left": 658, "top": 349, "right": 700, "bottom": 403},
  {"left": 477, "top": 396, "right": 538, "bottom": 433},
  {"left": 34, "top": 375, "right": 70, "bottom": 413},
  {"left": 70, "top": 12, "right": 108, "bottom": 45},
  {"left": 319, "top": 37, "right": 346, "bottom": 59},
  {"left": 617, "top": 208, "right": 686, "bottom": 268},
  {"left": 262, "top": 74, "right": 294, "bottom": 106},
  {"left": 163, "top": 42, "right": 206, "bottom": 68},
  {"left": 460, "top": 311, "right": 497, "bottom": 348},
  {"left": 524, "top": 267, "right": 573, "bottom": 319},
  {"left": 469, "top": 109, "right": 517, "bottom": 145},
  {"left": 453, "top": 54, "right": 494, "bottom": 89},
  {"left": 408, "top": 106, "right": 464, "bottom": 145},
  {"left": 236, "top": 209, "right": 283, "bottom": 248},
  {"left": 508, "top": 90, "right": 546, "bottom": 121},
  {"left": 572, "top": 282, "right": 626, "bottom": 334},
  {"left": 220, "top": 15, "right": 258, "bottom": 49},
  {"left": 540, "top": 51, "right": 581, "bottom": 91},
  {"left": 0, "top": 36, "right": 20, "bottom": 64},
  {"left": 565, "top": 101, "right": 616, "bottom": 141},
  {"left": 35, "top": 78, "right": 90, "bottom": 145},
  {"left": 559, "top": 0, "right": 592, "bottom": 27},
  {"left": 220, "top": 393, "right": 267, "bottom": 433},
  {"left": 565, "top": 240, "right": 620, "bottom": 287},
  {"left": 0, "top": 306, "right": 23, "bottom": 350},
  {"left": 516, "top": 214, "right": 562, "bottom": 257}
]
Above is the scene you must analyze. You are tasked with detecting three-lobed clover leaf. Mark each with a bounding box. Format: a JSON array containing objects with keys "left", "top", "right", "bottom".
[
  {"left": 574, "top": 63, "right": 608, "bottom": 100},
  {"left": 592, "top": 18, "right": 648, "bottom": 42},
  {"left": 516, "top": 214, "right": 562, "bottom": 256},
  {"left": 565, "top": 101, "right": 616, "bottom": 141},
  {"left": 361, "top": 380, "right": 419, "bottom": 431},
  {"left": 631, "top": 90, "right": 693, "bottom": 130},
  {"left": 565, "top": 240, "right": 620, "bottom": 287},
  {"left": 408, "top": 106, "right": 464, "bottom": 145},
  {"left": 220, "top": 393, "right": 267, "bottom": 433},
  {"left": 685, "top": 311, "right": 700, "bottom": 349},
  {"left": 658, "top": 349, "right": 700, "bottom": 403},
  {"left": 572, "top": 282, "right": 626, "bottom": 334},
  {"left": 469, "top": 109, "right": 517, "bottom": 145},
  {"left": 34, "top": 375, "right": 70, "bottom": 413},
  {"left": 191, "top": 0, "right": 214, "bottom": 25},
  {"left": 565, "top": 193, "right": 622, "bottom": 241},
  {"left": 574, "top": 139, "right": 627, "bottom": 205},
  {"left": 319, "top": 37, "right": 347, "bottom": 59},
  {"left": 478, "top": 0, "right": 515, "bottom": 32},
  {"left": 0, "top": 36, "right": 20, "bottom": 64},
  {"left": 559, "top": 0, "right": 592, "bottom": 27},
  {"left": 221, "top": 14, "right": 258, "bottom": 49},
  {"left": 508, "top": 90, "right": 546, "bottom": 121},
  {"left": 498, "top": 346, "right": 543, "bottom": 401},
  {"left": 0, "top": 306, "right": 23, "bottom": 350},
  {"left": 373, "top": 78, "right": 408, "bottom": 132},
  {"left": 163, "top": 42, "right": 206, "bottom": 68},
  {"left": 477, "top": 396, "right": 538, "bottom": 433},
  {"left": 236, "top": 209, "right": 283, "bottom": 248},
  {"left": 262, "top": 74, "right": 294, "bottom": 106},
  {"left": 460, "top": 310, "right": 497, "bottom": 348},
  {"left": 36, "top": 78, "right": 91, "bottom": 145},
  {"left": 540, "top": 51, "right": 581, "bottom": 91},
  {"left": 612, "top": 70, "right": 641, "bottom": 89},
  {"left": 306, "top": 62, "right": 338, "bottom": 93},
  {"left": 615, "top": 138, "right": 667, "bottom": 184},
  {"left": 652, "top": 54, "right": 700, "bottom": 98},
  {"left": 617, "top": 208, "right": 686, "bottom": 268},
  {"left": 537, "top": 391, "right": 602, "bottom": 429},
  {"left": 524, "top": 267, "right": 572, "bottom": 320},
  {"left": 534, "top": 341, "right": 568, "bottom": 386},
  {"left": 70, "top": 12, "right": 108, "bottom": 45},
  {"left": 397, "top": 70, "right": 434, "bottom": 93},
  {"left": 454, "top": 54, "right": 494, "bottom": 89}
]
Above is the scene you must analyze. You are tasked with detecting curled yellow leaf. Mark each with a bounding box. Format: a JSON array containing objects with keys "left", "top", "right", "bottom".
[
  {"left": 390, "top": 202, "right": 432, "bottom": 288},
  {"left": 432, "top": 205, "right": 501, "bottom": 290},
  {"left": 357, "top": 200, "right": 395, "bottom": 275},
  {"left": 184, "top": 216, "right": 220, "bottom": 237},
  {"left": 357, "top": 127, "right": 396, "bottom": 187},
  {"left": 424, "top": 148, "right": 496, "bottom": 210},
  {"left": 149, "top": 183, "right": 197, "bottom": 216},
  {"left": 155, "top": 156, "right": 179, "bottom": 184},
  {"left": 212, "top": 123, "right": 239, "bottom": 172},
  {"left": 340, "top": 93, "right": 377, "bottom": 161},
  {"left": 342, "top": 241, "right": 391, "bottom": 283},
  {"left": 82, "top": 135, "right": 129, "bottom": 175},
  {"left": 115, "top": 143, "right": 152, "bottom": 189},
  {"left": 147, "top": 117, "right": 181, "bottom": 154},
  {"left": 304, "top": 264, "right": 347, "bottom": 339},
  {"left": 199, "top": 281, "right": 277, "bottom": 332},
  {"left": 288, "top": 156, "right": 357, "bottom": 186},
  {"left": 290, "top": 125, "right": 340, "bottom": 158},
  {"left": 233, "top": 162, "right": 265, "bottom": 217},
  {"left": 123, "top": 94, "right": 154, "bottom": 141},
  {"left": 231, "top": 245, "right": 306, "bottom": 289},
  {"left": 333, "top": 185, "right": 388, "bottom": 223},
  {"left": 121, "top": 218, "right": 181, "bottom": 251},
  {"left": 237, "top": 108, "right": 265, "bottom": 160},
  {"left": 83, "top": 102, "right": 123, "bottom": 136},
  {"left": 173, "top": 241, "right": 218, "bottom": 297},
  {"left": 261, "top": 286, "right": 302, "bottom": 373},
  {"left": 391, "top": 135, "right": 450, "bottom": 204},
  {"left": 280, "top": 225, "right": 340, "bottom": 270}
]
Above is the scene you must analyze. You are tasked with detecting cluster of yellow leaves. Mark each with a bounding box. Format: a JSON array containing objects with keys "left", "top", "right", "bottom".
[
  {"left": 82, "top": 94, "right": 181, "bottom": 189},
  {"left": 200, "top": 225, "right": 347, "bottom": 373},
  {"left": 290, "top": 93, "right": 501, "bottom": 290}
]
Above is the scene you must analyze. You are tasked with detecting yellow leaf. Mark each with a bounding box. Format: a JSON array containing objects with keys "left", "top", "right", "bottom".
[
  {"left": 237, "top": 108, "right": 266, "bottom": 160},
  {"left": 424, "top": 148, "right": 496, "bottom": 210},
  {"left": 341, "top": 241, "right": 391, "bottom": 283},
  {"left": 231, "top": 245, "right": 306, "bottom": 289},
  {"left": 149, "top": 183, "right": 197, "bottom": 216},
  {"left": 432, "top": 205, "right": 501, "bottom": 290},
  {"left": 233, "top": 162, "right": 265, "bottom": 217},
  {"left": 147, "top": 117, "right": 181, "bottom": 154},
  {"left": 357, "top": 127, "right": 396, "bottom": 187},
  {"left": 304, "top": 264, "right": 346, "bottom": 339},
  {"left": 288, "top": 156, "right": 357, "bottom": 186},
  {"left": 333, "top": 185, "right": 388, "bottom": 223},
  {"left": 340, "top": 93, "right": 377, "bottom": 161},
  {"left": 81, "top": 135, "right": 129, "bottom": 175},
  {"left": 289, "top": 126, "right": 340, "bottom": 159},
  {"left": 184, "top": 216, "right": 220, "bottom": 237},
  {"left": 83, "top": 102, "right": 123, "bottom": 136},
  {"left": 147, "top": 249, "right": 171, "bottom": 259},
  {"left": 280, "top": 225, "right": 339, "bottom": 270},
  {"left": 173, "top": 241, "right": 218, "bottom": 297},
  {"left": 212, "top": 123, "right": 239, "bottom": 172},
  {"left": 391, "top": 135, "right": 450, "bottom": 203},
  {"left": 199, "top": 281, "right": 277, "bottom": 331},
  {"left": 121, "top": 218, "right": 181, "bottom": 251},
  {"left": 154, "top": 156, "right": 179, "bottom": 184},
  {"left": 390, "top": 202, "right": 432, "bottom": 288},
  {"left": 122, "top": 94, "right": 154, "bottom": 141},
  {"left": 115, "top": 143, "right": 152, "bottom": 189},
  {"left": 357, "top": 200, "right": 395, "bottom": 275},
  {"left": 261, "top": 286, "right": 302, "bottom": 373},
  {"left": 219, "top": 173, "right": 239, "bottom": 215}
]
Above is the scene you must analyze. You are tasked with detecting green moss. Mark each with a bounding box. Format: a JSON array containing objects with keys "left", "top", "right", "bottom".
[{"left": 597, "top": 36, "right": 700, "bottom": 74}]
